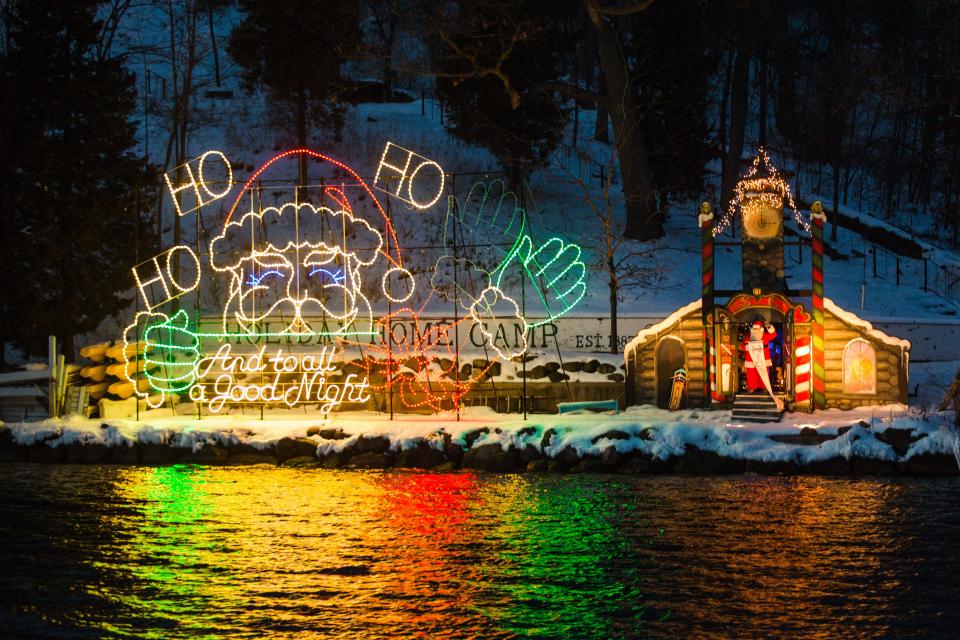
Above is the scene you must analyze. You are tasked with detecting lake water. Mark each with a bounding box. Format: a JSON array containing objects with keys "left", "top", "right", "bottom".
[{"left": 1, "top": 464, "right": 958, "bottom": 639}]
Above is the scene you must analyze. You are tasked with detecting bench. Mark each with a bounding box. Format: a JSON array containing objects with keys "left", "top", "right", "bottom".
[
  {"left": 557, "top": 399, "right": 619, "bottom": 415},
  {"left": 465, "top": 394, "right": 552, "bottom": 414}
]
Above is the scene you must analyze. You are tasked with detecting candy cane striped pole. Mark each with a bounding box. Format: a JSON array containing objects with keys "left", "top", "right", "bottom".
[
  {"left": 699, "top": 202, "right": 714, "bottom": 406},
  {"left": 793, "top": 334, "right": 812, "bottom": 408},
  {"left": 810, "top": 201, "right": 827, "bottom": 410}
]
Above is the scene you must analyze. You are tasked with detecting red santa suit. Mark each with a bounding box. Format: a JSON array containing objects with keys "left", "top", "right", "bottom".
[{"left": 741, "top": 321, "right": 776, "bottom": 393}]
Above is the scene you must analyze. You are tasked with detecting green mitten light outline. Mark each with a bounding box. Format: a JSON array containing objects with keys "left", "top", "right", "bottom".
[{"left": 142, "top": 309, "right": 201, "bottom": 396}]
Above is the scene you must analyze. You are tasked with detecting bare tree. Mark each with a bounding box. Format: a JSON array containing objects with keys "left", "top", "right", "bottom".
[
  {"left": 122, "top": 1, "right": 222, "bottom": 283},
  {"left": 582, "top": 0, "right": 662, "bottom": 242},
  {"left": 557, "top": 142, "right": 666, "bottom": 353},
  {"left": 165, "top": 0, "right": 202, "bottom": 278},
  {"left": 422, "top": 2, "right": 534, "bottom": 111}
]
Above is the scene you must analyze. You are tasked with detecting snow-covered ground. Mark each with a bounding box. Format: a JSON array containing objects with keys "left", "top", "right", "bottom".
[{"left": 5, "top": 403, "right": 958, "bottom": 470}]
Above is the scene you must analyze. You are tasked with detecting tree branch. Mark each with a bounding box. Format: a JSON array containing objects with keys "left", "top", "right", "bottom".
[
  {"left": 590, "top": 0, "right": 656, "bottom": 17},
  {"left": 542, "top": 81, "right": 609, "bottom": 108},
  {"left": 426, "top": 14, "right": 526, "bottom": 109}
]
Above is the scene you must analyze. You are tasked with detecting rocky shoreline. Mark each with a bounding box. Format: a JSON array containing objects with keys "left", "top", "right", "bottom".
[{"left": 1, "top": 424, "right": 957, "bottom": 476}]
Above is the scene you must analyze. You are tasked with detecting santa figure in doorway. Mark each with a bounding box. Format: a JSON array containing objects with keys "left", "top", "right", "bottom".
[{"left": 741, "top": 320, "right": 784, "bottom": 409}]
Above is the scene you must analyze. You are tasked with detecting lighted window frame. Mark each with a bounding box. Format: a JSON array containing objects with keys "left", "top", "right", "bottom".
[{"left": 842, "top": 338, "right": 876, "bottom": 395}]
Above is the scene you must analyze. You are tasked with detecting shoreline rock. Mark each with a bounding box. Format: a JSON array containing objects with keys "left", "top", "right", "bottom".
[{"left": 1, "top": 426, "right": 957, "bottom": 476}]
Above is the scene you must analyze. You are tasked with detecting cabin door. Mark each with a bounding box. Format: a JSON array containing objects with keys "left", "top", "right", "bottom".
[{"left": 655, "top": 337, "right": 686, "bottom": 409}]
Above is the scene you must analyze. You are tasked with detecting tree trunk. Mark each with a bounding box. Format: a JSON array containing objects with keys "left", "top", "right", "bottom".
[
  {"left": 168, "top": 0, "right": 199, "bottom": 291},
  {"left": 772, "top": 5, "right": 796, "bottom": 141},
  {"left": 382, "top": 60, "right": 393, "bottom": 102},
  {"left": 721, "top": 41, "right": 750, "bottom": 213},
  {"left": 952, "top": 144, "right": 960, "bottom": 246},
  {"left": 175, "top": 3, "right": 197, "bottom": 280},
  {"left": 608, "top": 261, "right": 618, "bottom": 354},
  {"left": 578, "top": 11, "right": 598, "bottom": 88},
  {"left": 718, "top": 47, "right": 731, "bottom": 182},
  {"left": 831, "top": 155, "right": 841, "bottom": 242},
  {"left": 381, "top": 15, "right": 396, "bottom": 101},
  {"left": 587, "top": 2, "right": 661, "bottom": 241},
  {"left": 594, "top": 101, "right": 609, "bottom": 143},
  {"left": 794, "top": 155, "right": 803, "bottom": 203},
  {"left": 167, "top": 0, "right": 180, "bottom": 280},
  {"left": 758, "top": 48, "right": 767, "bottom": 148},
  {"left": 918, "top": 73, "right": 939, "bottom": 208},
  {"left": 884, "top": 110, "right": 904, "bottom": 220},
  {"left": 580, "top": 15, "right": 608, "bottom": 144},
  {"left": 593, "top": 76, "right": 609, "bottom": 143},
  {"left": 572, "top": 102, "right": 579, "bottom": 146}
]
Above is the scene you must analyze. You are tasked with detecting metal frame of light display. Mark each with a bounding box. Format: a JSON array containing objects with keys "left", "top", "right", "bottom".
[{"left": 121, "top": 143, "right": 587, "bottom": 416}]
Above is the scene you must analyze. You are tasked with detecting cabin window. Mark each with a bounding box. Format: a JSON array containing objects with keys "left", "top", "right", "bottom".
[{"left": 842, "top": 339, "right": 876, "bottom": 395}]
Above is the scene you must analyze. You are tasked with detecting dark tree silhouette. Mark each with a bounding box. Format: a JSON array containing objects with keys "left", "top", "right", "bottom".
[
  {"left": 432, "top": 0, "right": 572, "bottom": 184},
  {"left": 0, "top": 0, "right": 156, "bottom": 362},
  {"left": 228, "top": 0, "right": 361, "bottom": 187}
]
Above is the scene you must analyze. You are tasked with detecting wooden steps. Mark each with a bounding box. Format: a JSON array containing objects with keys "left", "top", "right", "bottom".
[{"left": 731, "top": 392, "right": 784, "bottom": 423}]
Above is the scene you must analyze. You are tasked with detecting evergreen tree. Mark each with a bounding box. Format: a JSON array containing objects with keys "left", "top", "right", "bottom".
[
  {"left": 433, "top": 0, "right": 573, "bottom": 183},
  {"left": 0, "top": 0, "right": 156, "bottom": 362},
  {"left": 228, "top": 0, "right": 361, "bottom": 186}
]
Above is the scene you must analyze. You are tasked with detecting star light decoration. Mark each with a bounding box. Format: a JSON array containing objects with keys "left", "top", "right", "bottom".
[{"left": 713, "top": 148, "right": 810, "bottom": 237}]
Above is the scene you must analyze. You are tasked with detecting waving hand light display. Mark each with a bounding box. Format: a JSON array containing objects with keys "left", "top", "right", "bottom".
[
  {"left": 432, "top": 179, "right": 587, "bottom": 360},
  {"left": 121, "top": 143, "right": 586, "bottom": 415}
]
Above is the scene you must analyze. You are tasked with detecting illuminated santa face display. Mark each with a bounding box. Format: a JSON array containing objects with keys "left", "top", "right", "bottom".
[
  {"left": 210, "top": 202, "right": 384, "bottom": 337},
  {"left": 121, "top": 143, "right": 587, "bottom": 415}
]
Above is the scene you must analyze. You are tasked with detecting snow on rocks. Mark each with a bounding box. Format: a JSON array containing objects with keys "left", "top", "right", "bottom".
[{"left": 1, "top": 404, "right": 957, "bottom": 475}]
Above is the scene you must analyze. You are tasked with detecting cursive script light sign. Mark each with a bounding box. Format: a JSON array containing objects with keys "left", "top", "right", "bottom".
[{"left": 187, "top": 344, "right": 371, "bottom": 414}]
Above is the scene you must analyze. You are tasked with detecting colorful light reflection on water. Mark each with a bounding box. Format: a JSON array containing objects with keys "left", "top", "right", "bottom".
[{"left": 1, "top": 465, "right": 959, "bottom": 639}]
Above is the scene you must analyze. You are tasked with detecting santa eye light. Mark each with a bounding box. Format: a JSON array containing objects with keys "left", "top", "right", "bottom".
[
  {"left": 308, "top": 267, "right": 345, "bottom": 284},
  {"left": 246, "top": 269, "right": 284, "bottom": 287}
]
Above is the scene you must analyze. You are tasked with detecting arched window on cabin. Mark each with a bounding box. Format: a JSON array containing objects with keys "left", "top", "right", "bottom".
[{"left": 843, "top": 339, "right": 876, "bottom": 395}]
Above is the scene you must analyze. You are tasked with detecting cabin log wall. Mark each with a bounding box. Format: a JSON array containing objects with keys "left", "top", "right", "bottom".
[
  {"left": 626, "top": 310, "right": 707, "bottom": 408},
  {"left": 626, "top": 306, "right": 909, "bottom": 411}
]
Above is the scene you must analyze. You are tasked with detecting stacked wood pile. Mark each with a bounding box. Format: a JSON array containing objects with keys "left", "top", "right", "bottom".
[{"left": 76, "top": 342, "right": 152, "bottom": 415}]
